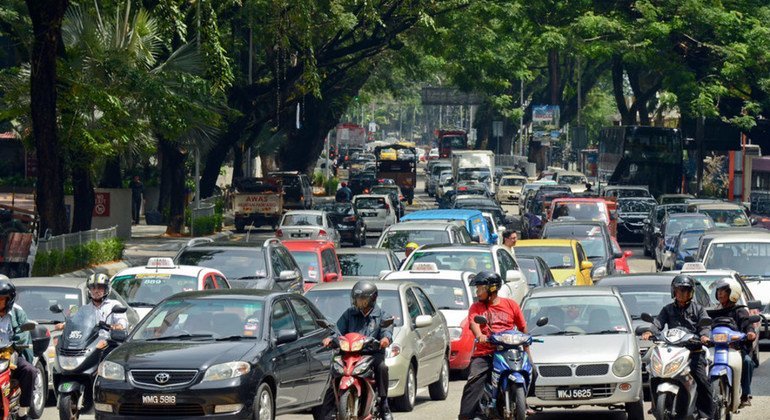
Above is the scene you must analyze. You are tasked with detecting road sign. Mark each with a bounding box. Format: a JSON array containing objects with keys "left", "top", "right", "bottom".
[
  {"left": 93, "top": 192, "right": 110, "bottom": 217},
  {"left": 492, "top": 121, "right": 504, "bottom": 137}
]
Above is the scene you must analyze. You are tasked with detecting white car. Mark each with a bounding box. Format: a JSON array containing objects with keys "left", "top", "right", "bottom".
[
  {"left": 496, "top": 175, "right": 528, "bottom": 204},
  {"left": 352, "top": 194, "right": 397, "bottom": 232},
  {"left": 554, "top": 171, "right": 589, "bottom": 193},
  {"left": 277, "top": 210, "right": 341, "bottom": 246},
  {"left": 376, "top": 221, "right": 473, "bottom": 260},
  {"left": 482, "top": 211, "right": 505, "bottom": 245},
  {"left": 436, "top": 171, "right": 454, "bottom": 199},
  {"left": 110, "top": 257, "right": 230, "bottom": 319}
]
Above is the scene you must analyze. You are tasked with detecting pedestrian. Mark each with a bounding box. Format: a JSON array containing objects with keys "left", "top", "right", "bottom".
[
  {"left": 129, "top": 176, "right": 144, "bottom": 225},
  {"left": 501, "top": 229, "right": 517, "bottom": 257}
]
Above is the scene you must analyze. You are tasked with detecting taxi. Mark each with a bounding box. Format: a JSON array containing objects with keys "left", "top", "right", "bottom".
[
  {"left": 514, "top": 239, "right": 594, "bottom": 286},
  {"left": 110, "top": 257, "right": 230, "bottom": 319},
  {"left": 281, "top": 240, "right": 342, "bottom": 291}
]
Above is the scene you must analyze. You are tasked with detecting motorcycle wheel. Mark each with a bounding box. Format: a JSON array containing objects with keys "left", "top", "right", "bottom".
[
  {"left": 710, "top": 376, "right": 728, "bottom": 420},
  {"left": 57, "top": 393, "right": 79, "bottom": 420},
  {"left": 512, "top": 384, "right": 527, "bottom": 420},
  {"left": 654, "top": 393, "right": 673, "bottom": 420},
  {"left": 337, "top": 389, "right": 357, "bottom": 420},
  {"left": 29, "top": 360, "right": 47, "bottom": 419}
]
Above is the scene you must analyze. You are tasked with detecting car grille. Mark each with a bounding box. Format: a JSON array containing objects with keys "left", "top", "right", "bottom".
[
  {"left": 538, "top": 365, "right": 572, "bottom": 377},
  {"left": 539, "top": 364, "right": 609, "bottom": 377},
  {"left": 535, "top": 384, "right": 615, "bottom": 400},
  {"left": 118, "top": 403, "right": 205, "bottom": 416},
  {"left": 58, "top": 348, "right": 86, "bottom": 357},
  {"left": 130, "top": 370, "right": 198, "bottom": 387},
  {"left": 575, "top": 364, "right": 609, "bottom": 376}
]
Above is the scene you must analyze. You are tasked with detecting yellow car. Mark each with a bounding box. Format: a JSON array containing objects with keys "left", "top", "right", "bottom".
[
  {"left": 379, "top": 148, "right": 397, "bottom": 160},
  {"left": 514, "top": 239, "right": 594, "bottom": 285}
]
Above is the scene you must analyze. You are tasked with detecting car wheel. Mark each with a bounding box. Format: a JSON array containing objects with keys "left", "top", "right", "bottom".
[
  {"left": 29, "top": 360, "right": 47, "bottom": 419},
  {"left": 428, "top": 358, "right": 449, "bottom": 400},
  {"left": 235, "top": 221, "right": 246, "bottom": 233},
  {"left": 392, "top": 363, "right": 416, "bottom": 412},
  {"left": 253, "top": 383, "right": 274, "bottom": 420}
]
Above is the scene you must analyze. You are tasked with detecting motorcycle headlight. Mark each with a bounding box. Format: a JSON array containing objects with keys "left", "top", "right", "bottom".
[
  {"left": 350, "top": 340, "right": 365, "bottom": 352},
  {"left": 339, "top": 340, "right": 350, "bottom": 352},
  {"left": 386, "top": 344, "right": 401, "bottom": 359},
  {"left": 612, "top": 355, "right": 635, "bottom": 377},
  {"left": 202, "top": 361, "right": 251, "bottom": 382},
  {"left": 448, "top": 327, "right": 463, "bottom": 341},
  {"left": 650, "top": 352, "right": 663, "bottom": 376},
  {"left": 58, "top": 355, "right": 86, "bottom": 371},
  {"left": 499, "top": 333, "right": 525, "bottom": 346},
  {"left": 563, "top": 276, "right": 577, "bottom": 286},
  {"left": 662, "top": 354, "right": 688, "bottom": 377},
  {"left": 0, "top": 359, "right": 9, "bottom": 372},
  {"left": 712, "top": 333, "right": 728, "bottom": 343},
  {"left": 98, "top": 361, "right": 125, "bottom": 381},
  {"left": 592, "top": 266, "right": 608, "bottom": 279},
  {"left": 351, "top": 357, "right": 374, "bottom": 376}
]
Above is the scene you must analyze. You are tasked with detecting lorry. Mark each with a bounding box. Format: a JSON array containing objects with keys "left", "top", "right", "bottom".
[
  {"left": 232, "top": 177, "right": 284, "bottom": 233},
  {"left": 451, "top": 150, "right": 496, "bottom": 194},
  {"left": 0, "top": 205, "right": 35, "bottom": 277},
  {"left": 437, "top": 130, "right": 468, "bottom": 158},
  {"left": 374, "top": 144, "right": 417, "bottom": 205}
]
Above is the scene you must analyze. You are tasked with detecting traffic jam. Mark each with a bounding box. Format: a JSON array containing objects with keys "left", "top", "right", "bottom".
[{"left": 5, "top": 135, "right": 770, "bottom": 420}]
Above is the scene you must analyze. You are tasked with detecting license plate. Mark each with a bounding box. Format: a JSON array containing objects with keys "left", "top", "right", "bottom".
[
  {"left": 363, "top": 213, "right": 377, "bottom": 217},
  {"left": 291, "top": 233, "right": 310, "bottom": 238},
  {"left": 142, "top": 395, "right": 176, "bottom": 405},
  {"left": 557, "top": 387, "right": 592, "bottom": 399}
]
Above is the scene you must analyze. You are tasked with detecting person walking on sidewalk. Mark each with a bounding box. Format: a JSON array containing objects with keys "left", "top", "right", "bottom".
[{"left": 129, "top": 176, "right": 144, "bottom": 225}]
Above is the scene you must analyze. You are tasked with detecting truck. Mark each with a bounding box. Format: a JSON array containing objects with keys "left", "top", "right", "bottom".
[
  {"left": 0, "top": 205, "right": 35, "bottom": 277},
  {"left": 451, "top": 150, "right": 496, "bottom": 194},
  {"left": 374, "top": 144, "right": 417, "bottom": 205},
  {"left": 232, "top": 177, "right": 284, "bottom": 233},
  {"left": 437, "top": 130, "right": 468, "bottom": 158}
]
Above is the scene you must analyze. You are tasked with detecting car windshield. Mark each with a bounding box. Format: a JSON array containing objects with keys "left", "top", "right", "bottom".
[
  {"left": 406, "top": 250, "right": 495, "bottom": 272},
  {"left": 380, "top": 230, "right": 450, "bottom": 252},
  {"left": 355, "top": 198, "right": 387, "bottom": 209},
  {"left": 501, "top": 178, "right": 526, "bottom": 186},
  {"left": 401, "top": 279, "right": 469, "bottom": 310},
  {"left": 371, "top": 187, "right": 397, "bottom": 197},
  {"left": 304, "top": 289, "right": 403, "bottom": 326},
  {"left": 687, "top": 274, "right": 736, "bottom": 305},
  {"left": 705, "top": 242, "right": 770, "bottom": 277},
  {"left": 660, "top": 196, "right": 690, "bottom": 204},
  {"left": 432, "top": 165, "right": 451, "bottom": 176},
  {"left": 112, "top": 274, "right": 199, "bottom": 306},
  {"left": 578, "top": 238, "right": 607, "bottom": 259},
  {"left": 515, "top": 246, "right": 575, "bottom": 269},
  {"left": 610, "top": 285, "right": 672, "bottom": 319},
  {"left": 338, "top": 254, "right": 392, "bottom": 276},
  {"left": 132, "top": 298, "right": 265, "bottom": 340},
  {"left": 552, "top": 203, "right": 607, "bottom": 222},
  {"left": 176, "top": 249, "right": 267, "bottom": 280},
  {"left": 558, "top": 175, "right": 585, "bottom": 185},
  {"left": 618, "top": 199, "right": 657, "bottom": 213},
  {"left": 282, "top": 214, "right": 322, "bottom": 226},
  {"left": 679, "top": 232, "right": 703, "bottom": 251},
  {"left": 289, "top": 251, "right": 321, "bottom": 282},
  {"left": 15, "top": 286, "right": 81, "bottom": 322},
  {"left": 667, "top": 216, "right": 714, "bottom": 236},
  {"left": 700, "top": 209, "right": 749, "bottom": 227},
  {"left": 522, "top": 295, "right": 629, "bottom": 335}
]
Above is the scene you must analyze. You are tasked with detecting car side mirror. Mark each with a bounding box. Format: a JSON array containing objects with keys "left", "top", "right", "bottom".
[
  {"left": 624, "top": 250, "right": 633, "bottom": 258},
  {"left": 536, "top": 317, "right": 549, "bottom": 327},
  {"left": 414, "top": 314, "right": 432, "bottom": 328},
  {"left": 275, "top": 329, "right": 298, "bottom": 345},
  {"left": 278, "top": 270, "right": 299, "bottom": 282},
  {"left": 323, "top": 273, "right": 339, "bottom": 282},
  {"left": 684, "top": 256, "right": 695, "bottom": 263},
  {"left": 110, "top": 305, "right": 128, "bottom": 315},
  {"left": 640, "top": 312, "right": 655, "bottom": 323},
  {"left": 49, "top": 304, "right": 63, "bottom": 314},
  {"left": 748, "top": 300, "right": 764, "bottom": 311},
  {"left": 505, "top": 270, "right": 523, "bottom": 282},
  {"left": 580, "top": 261, "right": 593, "bottom": 270},
  {"left": 612, "top": 252, "right": 623, "bottom": 259},
  {"left": 110, "top": 329, "right": 128, "bottom": 343},
  {"left": 474, "top": 315, "right": 488, "bottom": 325}
]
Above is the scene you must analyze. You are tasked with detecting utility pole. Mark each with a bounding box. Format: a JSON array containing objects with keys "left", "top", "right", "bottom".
[{"left": 519, "top": 79, "right": 525, "bottom": 156}]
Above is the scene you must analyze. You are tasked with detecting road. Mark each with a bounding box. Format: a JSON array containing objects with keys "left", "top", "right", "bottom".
[{"left": 39, "top": 170, "right": 769, "bottom": 419}]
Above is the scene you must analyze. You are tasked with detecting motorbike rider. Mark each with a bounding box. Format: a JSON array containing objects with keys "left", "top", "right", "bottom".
[
  {"left": 641, "top": 274, "right": 713, "bottom": 419},
  {"left": 322, "top": 281, "right": 394, "bottom": 420},
  {"left": 0, "top": 281, "right": 37, "bottom": 420},
  {"left": 712, "top": 277, "right": 757, "bottom": 407},
  {"left": 404, "top": 242, "right": 419, "bottom": 258},
  {"left": 335, "top": 182, "right": 353, "bottom": 203},
  {"left": 459, "top": 271, "right": 528, "bottom": 420},
  {"left": 54, "top": 274, "right": 128, "bottom": 348}
]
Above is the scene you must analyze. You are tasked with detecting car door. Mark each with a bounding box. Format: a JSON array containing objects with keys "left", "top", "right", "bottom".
[
  {"left": 497, "top": 249, "right": 527, "bottom": 302},
  {"left": 288, "top": 297, "right": 334, "bottom": 406},
  {"left": 202, "top": 274, "right": 216, "bottom": 290},
  {"left": 269, "top": 299, "right": 309, "bottom": 409},
  {"left": 325, "top": 214, "right": 340, "bottom": 244},
  {"left": 412, "top": 286, "right": 447, "bottom": 384},
  {"left": 576, "top": 243, "right": 592, "bottom": 285},
  {"left": 404, "top": 287, "right": 431, "bottom": 385},
  {"left": 320, "top": 249, "right": 340, "bottom": 282}
]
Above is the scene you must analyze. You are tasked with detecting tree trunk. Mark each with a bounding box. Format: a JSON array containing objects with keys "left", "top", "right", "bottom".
[
  {"left": 25, "top": 0, "right": 69, "bottom": 236},
  {"left": 99, "top": 156, "right": 123, "bottom": 188},
  {"left": 232, "top": 145, "right": 244, "bottom": 179},
  {"left": 157, "top": 138, "right": 188, "bottom": 235},
  {"left": 70, "top": 165, "right": 94, "bottom": 232},
  {"left": 612, "top": 56, "right": 635, "bottom": 125},
  {"left": 199, "top": 115, "right": 250, "bottom": 198},
  {"left": 548, "top": 50, "right": 560, "bottom": 106}
]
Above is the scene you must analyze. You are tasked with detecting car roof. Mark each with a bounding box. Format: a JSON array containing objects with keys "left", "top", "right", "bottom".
[
  {"left": 692, "top": 203, "right": 744, "bottom": 210},
  {"left": 501, "top": 175, "right": 527, "bottom": 179},
  {"left": 557, "top": 171, "right": 586, "bottom": 177},
  {"left": 527, "top": 286, "right": 620, "bottom": 298},
  {"left": 162, "top": 288, "right": 280, "bottom": 300},
  {"left": 11, "top": 277, "right": 86, "bottom": 288},
  {"left": 114, "top": 264, "right": 214, "bottom": 277},
  {"left": 599, "top": 273, "right": 679, "bottom": 286},
  {"left": 415, "top": 243, "right": 495, "bottom": 252},
  {"left": 383, "top": 270, "right": 471, "bottom": 282},
  {"left": 354, "top": 194, "right": 390, "bottom": 199},
  {"left": 710, "top": 235, "right": 770, "bottom": 244},
  {"left": 516, "top": 239, "right": 577, "bottom": 247},
  {"left": 401, "top": 209, "right": 483, "bottom": 221},
  {"left": 550, "top": 197, "right": 606, "bottom": 203},
  {"left": 335, "top": 248, "right": 393, "bottom": 255},
  {"left": 282, "top": 240, "right": 336, "bottom": 251},
  {"left": 306, "top": 280, "right": 407, "bottom": 292},
  {"left": 188, "top": 241, "right": 272, "bottom": 250},
  {"left": 284, "top": 210, "right": 324, "bottom": 215},
  {"left": 604, "top": 185, "right": 649, "bottom": 190},
  {"left": 384, "top": 221, "right": 457, "bottom": 231}
]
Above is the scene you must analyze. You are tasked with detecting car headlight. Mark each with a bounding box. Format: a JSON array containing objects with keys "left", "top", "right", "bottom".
[
  {"left": 202, "top": 361, "right": 251, "bottom": 382},
  {"left": 58, "top": 355, "right": 86, "bottom": 371},
  {"left": 98, "top": 361, "right": 125, "bottom": 381},
  {"left": 563, "top": 275, "right": 577, "bottom": 286},
  {"left": 448, "top": 327, "right": 463, "bottom": 341},
  {"left": 386, "top": 344, "right": 401, "bottom": 359},
  {"left": 592, "top": 266, "right": 608, "bottom": 279},
  {"left": 612, "top": 355, "right": 635, "bottom": 377}
]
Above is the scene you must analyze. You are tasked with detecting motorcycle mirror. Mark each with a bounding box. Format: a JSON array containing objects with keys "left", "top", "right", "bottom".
[
  {"left": 747, "top": 315, "right": 762, "bottom": 325},
  {"left": 381, "top": 317, "right": 395, "bottom": 328},
  {"left": 110, "top": 305, "right": 128, "bottom": 314},
  {"left": 19, "top": 321, "right": 37, "bottom": 332},
  {"left": 640, "top": 312, "right": 655, "bottom": 323},
  {"left": 474, "top": 315, "right": 488, "bottom": 325},
  {"left": 49, "top": 304, "right": 63, "bottom": 314},
  {"left": 697, "top": 318, "right": 712, "bottom": 328},
  {"left": 536, "top": 317, "right": 549, "bottom": 327},
  {"left": 635, "top": 325, "right": 651, "bottom": 336}
]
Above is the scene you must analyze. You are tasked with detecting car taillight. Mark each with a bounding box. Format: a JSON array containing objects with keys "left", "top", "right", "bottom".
[
  {"left": 384, "top": 204, "right": 390, "bottom": 210},
  {"left": 343, "top": 215, "right": 357, "bottom": 222},
  {"left": 276, "top": 229, "right": 283, "bottom": 237},
  {"left": 319, "top": 229, "right": 327, "bottom": 236}
]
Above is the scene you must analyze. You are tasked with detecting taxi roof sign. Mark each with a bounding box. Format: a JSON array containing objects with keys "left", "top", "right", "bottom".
[
  {"left": 681, "top": 262, "right": 707, "bottom": 272},
  {"left": 146, "top": 257, "right": 176, "bottom": 269},
  {"left": 410, "top": 262, "right": 439, "bottom": 273}
]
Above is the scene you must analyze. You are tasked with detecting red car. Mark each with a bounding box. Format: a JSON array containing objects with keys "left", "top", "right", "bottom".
[
  {"left": 611, "top": 237, "right": 632, "bottom": 274},
  {"left": 282, "top": 240, "right": 343, "bottom": 291}
]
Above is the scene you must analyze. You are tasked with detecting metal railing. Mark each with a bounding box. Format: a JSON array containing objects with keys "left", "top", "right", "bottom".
[{"left": 38, "top": 226, "right": 118, "bottom": 253}]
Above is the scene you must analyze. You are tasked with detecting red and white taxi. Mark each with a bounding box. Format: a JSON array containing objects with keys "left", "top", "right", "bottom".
[{"left": 282, "top": 240, "right": 343, "bottom": 291}]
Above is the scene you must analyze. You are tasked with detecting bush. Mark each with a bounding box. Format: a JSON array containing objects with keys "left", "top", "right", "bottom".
[
  {"left": 191, "top": 214, "right": 221, "bottom": 236},
  {"left": 31, "top": 238, "right": 124, "bottom": 276},
  {"left": 324, "top": 177, "right": 339, "bottom": 195}
]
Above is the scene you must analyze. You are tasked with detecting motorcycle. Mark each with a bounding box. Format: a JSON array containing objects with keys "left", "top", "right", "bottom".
[
  {"left": 473, "top": 315, "right": 545, "bottom": 420},
  {"left": 0, "top": 321, "right": 50, "bottom": 420},
  {"left": 707, "top": 311, "right": 761, "bottom": 420},
  {"left": 639, "top": 313, "right": 711, "bottom": 420},
  {"left": 329, "top": 318, "right": 393, "bottom": 420},
  {"left": 50, "top": 303, "right": 127, "bottom": 419}
]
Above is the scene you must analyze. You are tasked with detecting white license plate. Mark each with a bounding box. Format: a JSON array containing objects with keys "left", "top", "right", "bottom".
[
  {"left": 142, "top": 395, "right": 176, "bottom": 405},
  {"left": 557, "top": 388, "right": 592, "bottom": 399}
]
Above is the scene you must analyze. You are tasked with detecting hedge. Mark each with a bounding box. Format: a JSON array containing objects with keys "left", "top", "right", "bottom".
[
  {"left": 31, "top": 238, "right": 124, "bottom": 277},
  {"left": 190, "top": 213, "right": 222, "bottom": 236}
]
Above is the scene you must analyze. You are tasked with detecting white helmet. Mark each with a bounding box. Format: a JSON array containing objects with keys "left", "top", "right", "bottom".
[
  {"left": 714, "top": 277, "right": 741, "bottom": 303},
  {"left": 0, "top": 275, "right": 8, "bottom": 280}
]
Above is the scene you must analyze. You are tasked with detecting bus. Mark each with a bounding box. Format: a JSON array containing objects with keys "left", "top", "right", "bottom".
[
  {"left": 598, "top": 126, "right": 683, "bottom": 197},
  {"left": 437, "top": 130, "right": 468, "bottom": 158}
]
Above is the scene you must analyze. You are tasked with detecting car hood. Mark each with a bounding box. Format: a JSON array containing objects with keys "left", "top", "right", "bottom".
[
  {"left": 743, "top": 279, "right": 770, "bottom": 304},
  {"left": 530, "top": 334, "right": 635, "bottom": 364},
  {"left": 108, "top": 340, "right": 257, "bottom": 370},
  {"left": 550, "top": 268, "right": 576, "bottom": 283},
  {"left": 439, "top": 309, "right": 468, "bottom": 328}
]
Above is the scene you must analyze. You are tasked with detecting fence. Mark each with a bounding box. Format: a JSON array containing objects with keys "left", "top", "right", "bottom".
[
  {"left": 38, "top": 226, "right": 118, "bottom": 253},
  {"left": 494, "top": 154, "right": 529, "bottom": 168}
]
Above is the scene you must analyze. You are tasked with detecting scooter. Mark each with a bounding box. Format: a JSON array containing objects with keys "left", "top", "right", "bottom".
[
  {"left": 707, "top": 311, "right": 761, "bottom": 420},
  {"left": 51, "top": 303, "right": 126, "bottom": 419},
  {"left": 0, "top": 321, "right": 50, "bottom": 420},
  {"left": 473, "top": 315, "right": 546, "bottom": 420},
  {"left": 639, "top": 313, "right": 711, "bottom": 420}
]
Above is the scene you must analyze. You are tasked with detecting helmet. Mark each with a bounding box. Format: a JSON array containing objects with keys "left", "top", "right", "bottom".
[
  {"left": 671, "top": 274, "right": 696, "bottom": 298},
  {"left": 341, "top": 182, "right": 348, "bottom": 187},
  {"left": 351, "top": 281, "right": 378, "bottom": 309},
  {"left": 0, "top": 281, "right": 16, "bottom": 307},
  {"left": 405, "top": 242, "right": 419, "bottom": 251},
  {"left": 714, "top": 277, "right": 741, "bottom": 303},
  {"left": 469, "top": 270, "right": 503, "bottom": 294},
  {"left": 87, "top": 273, "right": 111, "bottom": 301},
  {"left": 0, "top": 274, "right": 9, "bottom": 280}
]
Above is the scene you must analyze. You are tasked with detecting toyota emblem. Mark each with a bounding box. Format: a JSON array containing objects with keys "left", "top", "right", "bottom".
[{"left": 154, "top": 373, "right": 171, "bottom": 384}]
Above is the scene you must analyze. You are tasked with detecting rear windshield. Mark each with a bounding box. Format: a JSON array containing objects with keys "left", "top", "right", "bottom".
[
  {"left": 618, "top": 199, "right": 657, "bottom": 213},
  {"left": 552, "top": 203, "right": 607, "bottom": 222},
  {"left": 700, "top": 208, "right": 749, "bottom": 227},
  {"left": 176, "top": 249, "right": 266, "bottom": 280},
  {"left": 289, "top": 251, "right": 321, "bottom": 282},
  {"left": 355, "top": 198, "right": 387, "bottom": 209},
  {"left": 558, "top": 175, "right": 585, "bottom": 185},
  {"left": 500, "top": 178, "right": 526, "bottom": 186},
  {"left": 380, "top": 230, "right": 451, "bottom": 252},
  {"left": 515, "top": 246, "right": 575, "bottom": 269},
  {"left": 338, "top": 254, "right": 392, "bottom": 276},
  {"left": 667, "top": 216, "right": 714, "bottom": 236},
  {"left": 282, "top": 214, "right": 323, "bottom": 226}
]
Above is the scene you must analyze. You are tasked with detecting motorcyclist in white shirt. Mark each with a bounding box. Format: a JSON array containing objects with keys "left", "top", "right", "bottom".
[{"left": 55, "top": 274, "right": 128, "bottom": 345}]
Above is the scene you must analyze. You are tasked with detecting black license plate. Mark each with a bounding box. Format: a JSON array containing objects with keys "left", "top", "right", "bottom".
[
  {"left": 557, "top": 387, "right": 592, "bottom": 399},
  {"left": 142, "top": 395, "right": 176, "bottom": 405},
  {"left": 291, "top": 233, "right": 310, "bottom": 238},
  {"left": 363, "top": 213, "right": 377, "bottom": 217}
]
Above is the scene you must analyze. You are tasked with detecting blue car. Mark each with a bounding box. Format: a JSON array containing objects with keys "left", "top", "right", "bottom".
[
  {"left": 656, "top": 213, "right": 715, "bottom": 270},
  {"left": 671, "top": 228, "right": 706, "bottom": 270},
  {"left": 401, "top": 209, "right": 495, "bottom": 244}
]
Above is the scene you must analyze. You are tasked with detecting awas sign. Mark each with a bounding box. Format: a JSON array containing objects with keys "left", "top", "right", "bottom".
[
  {"left": 233, "top": 193, "right": 281, "bottom": 215},
  {"left": 93, "top": 192, "right": 111, "bottom": 217}
]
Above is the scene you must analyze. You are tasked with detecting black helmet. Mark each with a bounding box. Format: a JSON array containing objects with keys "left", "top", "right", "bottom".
[
  {"left": 0, "top": 281, "right": 16, "bottom": 307},
  {"left": 351, "top": 281, "right": 378, "bottom": 308},
  {"left": 469, "top": 270, "right": 503, "bottom": 294},
  {"left": 671, "top": 275, "right": 696, "bottom": 298}
]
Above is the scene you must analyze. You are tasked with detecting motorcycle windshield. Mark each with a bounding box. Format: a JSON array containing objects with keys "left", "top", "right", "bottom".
[{"left": 60, "top": 305, "right": 100, "bottom": 350}]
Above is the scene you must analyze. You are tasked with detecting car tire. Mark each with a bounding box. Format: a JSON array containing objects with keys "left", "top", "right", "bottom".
[
  {"left": 428, "top": 358, "right": 449, "bottom": 400},
  {"left": 253, "top": 383, "right": 275, "bottom": 420},
  {"left": 392, "top": 363, "right": 416, "bottom": 412},
  {"left": 235, "top": 221, "right": 246, "bottom": 233},
  {"left": 29, "top": 360, "right": 47, "bottom": 419},
  {"left": 643, "top": 240, "right": 651, "bottom": 257}
]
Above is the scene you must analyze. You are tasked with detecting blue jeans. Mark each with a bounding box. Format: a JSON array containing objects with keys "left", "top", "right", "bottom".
[{"left": 741, "top": 351, "right": 755, "bottom": 397}]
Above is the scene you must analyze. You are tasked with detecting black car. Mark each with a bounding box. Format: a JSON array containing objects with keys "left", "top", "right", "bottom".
[
  {"left": 93, "top": 289, "right": 334, "bottom": 419},
  {"left": 541, "top": 220, "right": 618, "bottom": 280},
  {"left": 516, "top": 255, "right": 558, "bottom": 288},
  {"left": 268, "top": 171, "right": 314, "bottom": 209},
  {"left": 452, "top": 197, "right": 507, "bottom": 225},
  {"left": 313, "top": 202, "right": 367, "bottom": 246},
  {"left": 349, "top": 171, "right": 377, "bottom": 196},
  {"left": 615, "top": 197, "right": 657, "bottom": 243},
  {"left": 642, "top": 204, "right": 687, "bottom": 257},
  {"left": 174, "top": 238, "right": 304, "bottom": 291}
]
